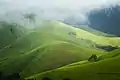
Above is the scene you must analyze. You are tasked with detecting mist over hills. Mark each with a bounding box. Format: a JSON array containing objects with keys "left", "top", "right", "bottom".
[
  {"left": 0, "top": 0, "right": 120, "bottom": 80},
  {"left": 88, "top": 4, "right": 120, "bottom": 36},
  {"left": 0, "top": 0, "right": 119, "bottom": 29}
]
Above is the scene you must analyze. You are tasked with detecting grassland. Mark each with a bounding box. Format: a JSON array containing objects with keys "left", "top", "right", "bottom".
[
  {"left": 0, "top": 20, "right": 120, "bottom": 80},
  {"left": 27, "top": 55, "right": 120, "bottom": 80}
]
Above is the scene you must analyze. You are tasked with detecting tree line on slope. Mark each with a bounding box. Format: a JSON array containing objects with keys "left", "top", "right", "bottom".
[{"left": 0, "top": 72, "right": 24, "bottom": 80}]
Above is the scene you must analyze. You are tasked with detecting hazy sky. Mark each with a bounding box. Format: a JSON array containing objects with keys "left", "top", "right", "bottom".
[
  {"left": 0, "top": 0, "right": 119, "bottom": 24},
  {"left": 0, "top": 0, "right": 119, "bottom": 10}
]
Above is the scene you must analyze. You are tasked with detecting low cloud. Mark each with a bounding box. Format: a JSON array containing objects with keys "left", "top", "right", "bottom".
[{"left": 0, "top": 0, "right": 119, "bottom": 24}]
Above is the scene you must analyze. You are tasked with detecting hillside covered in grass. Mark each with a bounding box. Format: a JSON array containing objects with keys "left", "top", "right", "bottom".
[
  {"left": 28, "top": 53, "right": 120, "bottom": 80},
  {"left": 0, "top": 20, "right": 120, "bottom": 80}
]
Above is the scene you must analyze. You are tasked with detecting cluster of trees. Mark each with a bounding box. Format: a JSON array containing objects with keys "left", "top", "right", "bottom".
[
  {"left": 27, "top": 77, "right": 71, "bottom": 80},
  {"left": 0, "top": 72, "right": 72, "bottom": 80},
  {"left": 88, "top": 4, "right": 120, "bottom": 36},
  {"left": 95, "top": 45, "right": 118, "bottom": 51},
  {"left": 88, "top": 54, "right": 98, "bottom": 62},
  {"left": 68, "top": 32, "right": 76, "bottom": 36},
  {"left": 41, "top": 77, "right": 71, "bottom": 80},
  {"left": 0, "top": 72, "right": 23, "bottom": 80}
]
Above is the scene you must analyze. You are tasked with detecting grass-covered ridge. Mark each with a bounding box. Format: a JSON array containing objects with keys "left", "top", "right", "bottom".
[
  {"left": 0, "top": 20, "right": 120, "bottom": 80},
  {"left": 27, "top": 55, "right": 120, "bottom": 80}
]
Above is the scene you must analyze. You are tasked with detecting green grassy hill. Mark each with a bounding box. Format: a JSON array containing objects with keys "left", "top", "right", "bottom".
[
  {"left": 71, "top": 24, "right": 115, "bottom": 37},
  {"left": 0, "top": 22, "right": 28, "bottom": 49},
  {"left": 0, "top": 20, "right": 120, "bottom": 79},
  {"left": 0, "top": 21, "right": 104, "bottom": 77},
  {"left": 98, "top": 49, "right": 120, "bottom": 60},
  {"left": 26, "top": 52, "right": 120, "bottom": 80}
]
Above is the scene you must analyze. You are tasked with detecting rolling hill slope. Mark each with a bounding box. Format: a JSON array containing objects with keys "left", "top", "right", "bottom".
[
  {"left": 0, "top": 22, "right": 28, "bottom": 49},
  {"left": 26, "top": 53, "right": 120, "bottom": 80},
  {"left": 0, "top": 20, "right": 120, "bottom": 79},
  {"left": 64, "top": 23, "right": 115, "bottom": 37}
]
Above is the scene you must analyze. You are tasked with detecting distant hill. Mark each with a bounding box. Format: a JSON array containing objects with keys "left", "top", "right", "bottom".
[
  {"left": 68, "top": 24, "right": 115, "bottom": 37},
  {"left": 60, "top": 20, "right": 115, "bottom": 37},
  {"left": 88, "top": 4, "right": 120, "bottom": 36}
]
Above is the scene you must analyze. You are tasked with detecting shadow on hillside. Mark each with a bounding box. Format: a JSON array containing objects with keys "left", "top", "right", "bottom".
[
  {"left": 0, "top": 72, "right": 24, "bottom": 80},
  {"left": 95, "top": 45, "right": 119, "bottom": 51}
]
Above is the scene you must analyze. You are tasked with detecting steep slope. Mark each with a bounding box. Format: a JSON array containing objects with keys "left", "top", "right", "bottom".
[
  {"left": 0, "top": 21, "right": 104, "bottom": 77},
  {"left": 63, "top": 23, "right": 114, "bottom": 37},
  {"left": 0, "top": 20, "right": 120, "bottom": 79},
  {"left": 0, "top": 22, "right": 28, "bottom": 49},
  {"left": 74, "top": 25, "right": 115, "bottom": 37},
  {"left": 38, "top": 21, "right": 120, "bottom": 46},
  {"left": 98, "top": 49, "right": 120, "bottom": 60},
  {"left": 27, "top": 54, "right": 120, "bottom": 80},
  {"left": 20, "top": 42, "right": 103, "bottom": 78}
]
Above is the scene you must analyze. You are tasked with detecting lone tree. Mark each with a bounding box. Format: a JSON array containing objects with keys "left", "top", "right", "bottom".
[
  {"left": 10, "top": 28, "right": 18, "bottom": 39},
  {"left": 10, "top": 28, "right": 13, "bottom": 32},
  {"left": 42, "top": 77, "right": 52, "bottom": 80},
  {"left": 88, "top": 54, "right": 98, "bottom": 62}
]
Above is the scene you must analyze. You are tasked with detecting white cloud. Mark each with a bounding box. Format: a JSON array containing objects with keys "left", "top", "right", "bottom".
[
  {"left": 0, "top": 0, "right": 119, "bottom": 10},
  {"left": 0, "top": 0, "right": 119, "bottom": 24}
]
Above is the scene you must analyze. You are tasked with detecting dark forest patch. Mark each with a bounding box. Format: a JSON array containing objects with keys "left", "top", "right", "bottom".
[{"left": 95, "top": 45, "right": 119, "bottom": 51}]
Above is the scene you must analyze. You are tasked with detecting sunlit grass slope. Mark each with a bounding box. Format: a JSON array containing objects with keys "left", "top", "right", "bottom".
[
  {"left": 20, "top": 41, "right": 103, "bottom": 78},
  {"left": 39, "top": 21, "right": 120, "bottom": 46},
  {"left": 27, "top": 55, "right": 120, "bottom": 80},
  {"left": 0, "top": 20, "right": 120, "bottom": 79},
  {"left": 98, "top": 49, "right": 120, "bottom": 60},
  {"left": 73, "top": 24, "right": 115, "bottom": 36}
]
